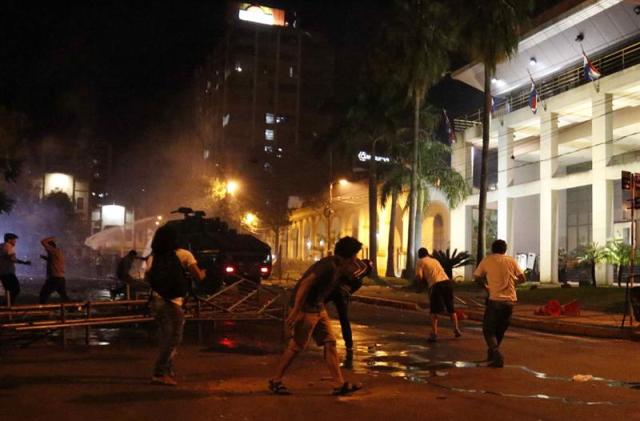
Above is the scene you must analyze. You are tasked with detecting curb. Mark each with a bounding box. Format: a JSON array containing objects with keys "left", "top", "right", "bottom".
[{"left": 353, "top": 294, "right": 640, "bottom": 341}]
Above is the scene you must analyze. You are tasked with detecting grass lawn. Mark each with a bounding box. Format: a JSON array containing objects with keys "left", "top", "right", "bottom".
[
  {"left": 374, "top": 278, "right": 629, "bottom": 314},
  {"left": 515, "top": 286, "right": 628, "bottom": 313}
]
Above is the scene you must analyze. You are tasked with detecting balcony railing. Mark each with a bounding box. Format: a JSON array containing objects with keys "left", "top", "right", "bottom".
[{"left": 453, "top": 39, "right": 640, "bottom": 131}]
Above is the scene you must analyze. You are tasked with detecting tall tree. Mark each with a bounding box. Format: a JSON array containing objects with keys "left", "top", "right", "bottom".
[
  {"left": 381, "top": 107, "right": 469, "bottom": 280},
  {"left": 0, "top": 106, "right": 26, "bottom": 213},
  {"left": 339, "top": 88, "right": 404, "bottom": 278},
  {"left": 459, "top": 0, "right": 533, "bottom": 263},
  {"left": 382, "top": 0, "right": 458, "bottom": 276}
]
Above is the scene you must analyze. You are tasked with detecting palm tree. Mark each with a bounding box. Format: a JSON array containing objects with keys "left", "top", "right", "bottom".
[
  {"left": 338, "top": 88, "right": 405, "bottom": 278},
  {"left": 380, "top": 110, "right": 469, "bottom": 280},
  {"left": 458, "top": 0, "right": 533, "bottom": 264},
  {"left": 602, "top": 239, "right": 636, "bottom": 287},
  {"left": 382, "top": 0, "right": 458, "bottom": 276},
  {"left": 576, "top": 242, "right": 606, "bottom": 287}
]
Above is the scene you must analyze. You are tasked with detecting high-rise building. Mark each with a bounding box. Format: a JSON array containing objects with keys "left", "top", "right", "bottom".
[{"left": 194, "top": 2, "right": 334, "bottom": 205}]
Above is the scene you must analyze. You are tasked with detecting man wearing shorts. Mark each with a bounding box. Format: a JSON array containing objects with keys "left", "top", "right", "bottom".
[
  {"left": 269, "top": 237, "right": 364, "bottom": 396},
  {"left": 416, "top": 247, "right": 461, "bottom": 342},
  {"left": 473, "top": 239, "right": 526, "bottom": 367}
]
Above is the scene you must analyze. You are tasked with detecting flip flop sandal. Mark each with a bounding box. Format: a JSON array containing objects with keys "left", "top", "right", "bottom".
[
  {"left": 332, "top": 382, "right": 362, "bottom": 396},
  {"left": 268, "top": 379, "right": 291, "bottom": 395}
]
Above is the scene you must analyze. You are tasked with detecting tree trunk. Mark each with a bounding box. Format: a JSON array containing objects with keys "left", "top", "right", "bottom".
[
  {"left": 385, "top": 189, "right": 398, "bottom": 277},
  {"left": 274, "top": 227, "right": 282, "bottom": 279},
  {"left": 406, "top": 94, "right": 420, "bottom": 277},
  {"left": 591, "top": 261, "right": 597, "bottom": 287},
  {"left": 618, "top": 264, "right": 623, "bottom": 288},
  {"left": 368, "top": 140, "right": 379, "bottom": 279},
  {"left": 476, "top": 66, "right": 492, "bottom": 265},
  {"left": 414, "top": 188, "right": 423, "bottom": 255}
]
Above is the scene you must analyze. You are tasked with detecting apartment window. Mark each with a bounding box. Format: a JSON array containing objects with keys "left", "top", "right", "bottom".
[
  {"left": 265, "top": 129, "right": 274, "bottom": 141},
  {"left": 265, "top": 113, "right": 275, "bottom": 124},
  {"left": 264, "top": 145, "right": 273, "bottom": 154},
  {"left": 566, "top": 186, "right": 592, "bottom": 254}
]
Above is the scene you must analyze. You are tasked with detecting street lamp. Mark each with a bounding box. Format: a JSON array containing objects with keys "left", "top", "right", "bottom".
[
  {"left": 325, "top": 178, "right": 349, "bottom": 255},
  {"left": 226, "top": 180, "right": 239, "bottom": 195}
]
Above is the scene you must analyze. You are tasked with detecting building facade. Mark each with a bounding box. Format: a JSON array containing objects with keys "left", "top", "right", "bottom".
[
  {"left": 194, "top": 2, "right": 334, "bottom": 210},
  {"left": 451, "top": 0, "right": 640, "bottom": 283},
  {"left": 280, "top": 181, "right": 452, "bottom": 278}
]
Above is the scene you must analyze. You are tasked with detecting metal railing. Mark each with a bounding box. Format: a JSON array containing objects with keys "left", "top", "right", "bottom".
[
  {"left": 0, "top": 278, "right": 286, "bottom": 346},
  {"left": 453, "top": 39, "right": 640, "bottom": 130}
]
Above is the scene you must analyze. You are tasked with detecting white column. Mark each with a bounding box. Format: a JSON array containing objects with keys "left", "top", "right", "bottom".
[
  {"left": 539, "top": 112, "right": 558, "bottom": 283},
  {"left": 450, "top": 140, "right": 474, "bottom": 279},
  {"left": 592, "top": 92, "right": 613, "bottom": 284},
  {"left": 497, "top": 124, "right": 514, "bottom": 252}
]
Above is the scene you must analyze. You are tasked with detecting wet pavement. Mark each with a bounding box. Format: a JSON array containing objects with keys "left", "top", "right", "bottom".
[{"left": 2, "top": 297, "right": 640, "bottom": 420}]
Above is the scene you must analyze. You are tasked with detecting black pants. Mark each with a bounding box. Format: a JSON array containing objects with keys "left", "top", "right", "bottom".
[
  {"left": 1, "top": 273, "right": 20, "bottom": 305},
  {"left": 482, "top": 300, "right": 514, "bottom": 360},
  {"left": 39, "top": 277, "right": 70, "bottom": 304},
  {"left": 327, "top": 291, "right": 353, "bottom": 350}
]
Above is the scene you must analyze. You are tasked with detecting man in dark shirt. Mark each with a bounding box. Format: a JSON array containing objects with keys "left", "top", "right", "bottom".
[
  {"left": 269, "top": 237, "right": 365, "bottom": 396},
  {"left": 325, "top": 259, "right": 372, "bottom": 368},
  {"left": 111, "top": 250, "right": 141, "bottom": 299}
]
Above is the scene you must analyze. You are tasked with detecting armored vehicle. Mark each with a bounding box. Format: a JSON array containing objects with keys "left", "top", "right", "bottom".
[{"left": 164, "top": 207, "right": 272, "bottom": 294}]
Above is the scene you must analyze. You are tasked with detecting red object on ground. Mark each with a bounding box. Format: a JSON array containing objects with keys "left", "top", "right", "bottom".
[
  {"left": 534, "top": 299, "right": 562, "bottom": 316},
  {"left": 562, "top": 300, "right": 581, "bottom": 316},
  {"left": 534, "top": 299, "right": 581, "bottom": 316},
  {"left": 454, "top": 309, "right": 467, "bottom": 320}
]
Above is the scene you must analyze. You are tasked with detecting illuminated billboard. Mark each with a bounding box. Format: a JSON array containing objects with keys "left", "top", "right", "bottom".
[
  {"left": 102, "top": 205, "right": 126, "bottom": 227},
  {"left": 238, "top": 3, "right": 285, "bottom": 27},
  {"left": 44, "top": 173, "right": 74, "bottom": 197}
]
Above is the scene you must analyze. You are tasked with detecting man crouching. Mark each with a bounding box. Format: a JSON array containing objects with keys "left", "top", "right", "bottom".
[{"left": 269, "top": 237, "right": 364, "bottom": 396}]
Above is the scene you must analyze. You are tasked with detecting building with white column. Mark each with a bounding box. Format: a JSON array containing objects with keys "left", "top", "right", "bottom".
[{"left": 451, "top": 0, "right": 640, "bottom": 283}]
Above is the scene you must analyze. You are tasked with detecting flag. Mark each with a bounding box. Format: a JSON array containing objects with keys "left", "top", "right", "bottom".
[
  {"left": 443, "top": 109, "right": 456, "bottom": 144},
  {"left": 583, "top": 51, "right": 601, "bottom": 81},
  {"left": 528, "top": 76, "right": 539, "bottom": 114}
]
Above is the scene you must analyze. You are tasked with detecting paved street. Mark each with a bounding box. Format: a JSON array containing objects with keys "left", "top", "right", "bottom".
[{"left": 1, "top": 302, "right": 640, "bottom": 420}]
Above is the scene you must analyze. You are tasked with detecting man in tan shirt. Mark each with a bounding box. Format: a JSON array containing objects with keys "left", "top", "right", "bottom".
[
  {"left": 39, "top": 237, "right": 70, "bottom": 303},
  {"left": 416, "top": 248, "right": 461, "bottom": 342},
  {"left": 473, "top": 239, "right": 526, "bottom": 367}
]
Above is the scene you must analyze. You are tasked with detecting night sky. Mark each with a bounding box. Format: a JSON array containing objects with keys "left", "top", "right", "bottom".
[
  {"left": 1, "top": 0, "right": 562, "bottom": 157},
  {"left": 0, "top": 1, "right": 397, "bottom": 146}
]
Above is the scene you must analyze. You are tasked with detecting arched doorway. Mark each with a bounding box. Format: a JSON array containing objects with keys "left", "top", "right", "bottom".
[{"left": 433, "top": 214, "right": 445, "bottom": 252}]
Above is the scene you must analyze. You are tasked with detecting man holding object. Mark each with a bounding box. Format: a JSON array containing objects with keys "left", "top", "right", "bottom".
[{"left": 269, "top": 236, "right": 364, "bottom": 396}]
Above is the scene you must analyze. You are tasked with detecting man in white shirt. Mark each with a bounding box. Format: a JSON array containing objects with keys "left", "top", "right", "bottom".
[
  {"left": 0, "top": 233, "right": 31, "bottom": 305},
  {"left": 473, "top": 239, "right": 526, "bottom": 367}
]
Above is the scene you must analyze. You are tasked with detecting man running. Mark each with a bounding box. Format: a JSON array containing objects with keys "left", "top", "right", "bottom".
[
  {"left": 416, "top": 247, "right": 461, "bottom": 342},
  {"left": 39, "top": 237, "right": 70, "bottom": 304},
  {"left": 269, "top": 237, "right": 364, "bottom": 396},
  {"left": 473, "top": 239, "right": 526, "bottom": 367}
]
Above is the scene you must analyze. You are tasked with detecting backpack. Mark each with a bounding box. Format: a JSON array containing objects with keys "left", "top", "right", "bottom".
[{"left": 148, "top": 251, "right": 190, "bottom": 301}]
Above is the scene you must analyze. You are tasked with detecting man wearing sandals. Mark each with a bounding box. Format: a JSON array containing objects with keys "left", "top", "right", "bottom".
[
  {"left": 416, "top": 248, "right": 461, "bottom": 342},
  {"left": 269, "top": 237, "right": 364, "bottom": 396}
]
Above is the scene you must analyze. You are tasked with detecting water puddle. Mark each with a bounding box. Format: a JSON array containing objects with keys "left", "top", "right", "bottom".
[{"left": 350, "top": 339, "right": 636, "bottom": 406}]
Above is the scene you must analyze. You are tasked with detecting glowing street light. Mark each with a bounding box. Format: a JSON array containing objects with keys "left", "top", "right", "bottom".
[
  {"left": 226, "top": 180, "right": 239, "bottom": 195},
  {"left": 338, "top": 178, "right": 349, "bottom": 186}
]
